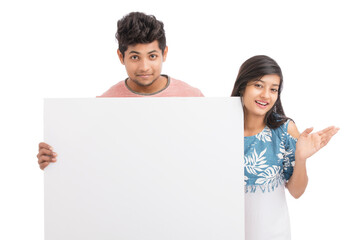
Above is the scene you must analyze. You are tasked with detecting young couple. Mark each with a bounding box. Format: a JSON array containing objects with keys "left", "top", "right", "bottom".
[{"left": 37, "top": 12, "right": 338, "bottom": 240}]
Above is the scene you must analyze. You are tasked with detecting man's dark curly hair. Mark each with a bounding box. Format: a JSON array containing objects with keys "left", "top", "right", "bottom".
[{"left": 116, "top": 12, "right": 166, "bottom": 56}]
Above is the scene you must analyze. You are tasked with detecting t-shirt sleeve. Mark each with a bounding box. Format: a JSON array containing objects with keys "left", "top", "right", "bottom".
[
  {"left": 197, "top": 89, "right": 205, "bottom": 97},
  {"left": 282, "top": 120, "right": 298, "bottom": 181}
]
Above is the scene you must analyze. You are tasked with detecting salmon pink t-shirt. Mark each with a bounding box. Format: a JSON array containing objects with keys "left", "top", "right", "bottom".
[{"left": 99, "top": 75, "right": 203, "bottom": 97}]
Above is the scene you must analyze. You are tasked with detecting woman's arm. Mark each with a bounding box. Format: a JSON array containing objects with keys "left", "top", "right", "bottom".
[
  {"left": 285, "top": 122, "right": 339, "bottom": 199},
  {"left": 285, "top": 122, "right": 307, "bottom": 199}
]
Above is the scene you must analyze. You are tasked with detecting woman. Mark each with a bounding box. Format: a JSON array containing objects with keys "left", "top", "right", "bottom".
[{"left": 231, "top": 55, "right": 338, "bottom": 240}]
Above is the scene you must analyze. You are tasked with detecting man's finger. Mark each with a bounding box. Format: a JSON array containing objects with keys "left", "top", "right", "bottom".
[
  {"left": 40, "top": 162, "right": 50, "bottom": 170},
  {"left": 38, "top": 155, "right": 56, "bottom": 164},
  {"left": 38, "top": 148, "right": 55, "bottom": 157},
  {"left": 39, "top": 142, "right": 53, "bottom": 151}
]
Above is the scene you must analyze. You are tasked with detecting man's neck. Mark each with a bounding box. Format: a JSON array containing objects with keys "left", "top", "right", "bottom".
[{"left": 126, "top": 75, "right": 169, "bottom": 94}]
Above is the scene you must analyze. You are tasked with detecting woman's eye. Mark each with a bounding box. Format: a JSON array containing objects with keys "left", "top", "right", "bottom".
[
  {"left": 255, "top": 84, "right": 262, "bottom": 88},
  {"left": 271, "top": 88, "right": 279, "bottom": 93}
]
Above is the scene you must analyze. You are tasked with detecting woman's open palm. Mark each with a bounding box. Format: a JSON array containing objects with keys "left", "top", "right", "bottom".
[{"left": 296, "top": 126, "right": 339, "bottom": 160}]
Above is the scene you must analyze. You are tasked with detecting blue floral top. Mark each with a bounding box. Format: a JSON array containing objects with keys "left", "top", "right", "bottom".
[{"left": 244, "top": 120, "right": 297, "bottom": 193}]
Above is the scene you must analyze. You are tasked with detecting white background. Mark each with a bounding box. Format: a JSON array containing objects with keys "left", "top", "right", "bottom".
[{"left": 0, "top": 0, "right": 359, "bottom": 239}]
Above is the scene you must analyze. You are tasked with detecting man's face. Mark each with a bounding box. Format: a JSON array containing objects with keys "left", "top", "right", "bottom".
[{"left": 118, "top": 40, "right": 168, "bottom": 93}]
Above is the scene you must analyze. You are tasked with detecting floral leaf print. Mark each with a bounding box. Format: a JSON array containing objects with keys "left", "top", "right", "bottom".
[
  {"left": 256, "top": 126, "right": 272, "bottom": 142},
  {"left": 259, "top": 148, "right": 266, "bottom": 159},
  {"left": 255, "top": 165, "right": 281, "bottom": 186},
  {"left": 244, "top": 148, "right": 269, "bottom": 175},
  {"left": 277, "top": 139, "right": 294, "bottom": 163},
  {"left": 277, "top": 141, "right": 286, "bottom": 162}
]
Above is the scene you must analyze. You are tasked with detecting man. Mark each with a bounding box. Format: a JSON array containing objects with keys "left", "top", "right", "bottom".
[{"left": 37, "top": 12, "right": 203, "bottom": 169}]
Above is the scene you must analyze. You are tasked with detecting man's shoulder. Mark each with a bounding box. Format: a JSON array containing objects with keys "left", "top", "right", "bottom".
[
  {"left": 98, "top": 80, "right": 130, "bottom": 97},
  {"left": 167, "top": 77, "right": 204, "bottom": 97},
  {"left": 169, "top": 77, "right": 195, "bottom": 87}
]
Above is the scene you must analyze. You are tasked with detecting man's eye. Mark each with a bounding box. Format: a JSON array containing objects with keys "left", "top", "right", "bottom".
[
  {"left": 130, "top": 56, "right": 138, "bottom": 60},
  {"left": 149, "top": 54, "right": 157, "bottom": 59}
]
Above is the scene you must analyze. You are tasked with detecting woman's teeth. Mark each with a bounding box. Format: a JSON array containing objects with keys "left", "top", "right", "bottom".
[{"left": 255, "top": 100, "right": 268, "bottom": 106}]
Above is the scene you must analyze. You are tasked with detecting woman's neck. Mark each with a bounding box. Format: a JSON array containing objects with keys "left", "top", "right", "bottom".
[{"left": 244, "top": 113, "right": 266, "bottom": 137}]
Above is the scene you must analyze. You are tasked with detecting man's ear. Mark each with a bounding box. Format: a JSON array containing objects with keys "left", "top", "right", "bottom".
[
  {"left": 162, "top": 46, "right": 168, "bottom": 62},
  {"left": 117, "top": 49, "right": 125, "bottom": 65}
]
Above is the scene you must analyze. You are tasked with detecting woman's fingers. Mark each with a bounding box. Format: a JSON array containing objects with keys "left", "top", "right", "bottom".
[
  {"left": 319, "top": 127, "right": 339, "bottom": 148},
  {"left": 301, "top": 127, "right": 314, "bottom": 137}
]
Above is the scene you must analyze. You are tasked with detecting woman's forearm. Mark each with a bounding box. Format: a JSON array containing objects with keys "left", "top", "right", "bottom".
[{"left": 286, "top": 156, "right": 308, "bottom": 199}]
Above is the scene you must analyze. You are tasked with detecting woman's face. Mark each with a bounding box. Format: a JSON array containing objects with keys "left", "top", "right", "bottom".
[{"left": 242, "top": 74, "right": 281, "bottom": 118}]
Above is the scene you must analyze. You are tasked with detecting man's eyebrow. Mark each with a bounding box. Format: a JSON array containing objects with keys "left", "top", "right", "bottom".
[
  {"left": 128, "top": 50, "right": 159, "bottom": 55},
  {"left": 147, "top": 50, "right": 159, "bottom": 54},
  {"left": 129, "top": 50, "right": 140, "bottom": 54}
]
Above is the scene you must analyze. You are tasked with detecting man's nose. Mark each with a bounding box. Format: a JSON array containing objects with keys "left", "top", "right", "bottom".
[{"left": 138, "top": 59, "right": 150, "bottom": 72}]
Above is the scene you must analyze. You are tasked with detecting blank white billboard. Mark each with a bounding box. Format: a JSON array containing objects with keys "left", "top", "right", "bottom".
[{"left": 44, "top": 98, "right": 244, "bottom": 240}]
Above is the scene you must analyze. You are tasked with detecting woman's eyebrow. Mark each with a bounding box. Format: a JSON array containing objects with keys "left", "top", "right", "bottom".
[{"left": 256, "top": 79, "right": 280, "bottom": 87}]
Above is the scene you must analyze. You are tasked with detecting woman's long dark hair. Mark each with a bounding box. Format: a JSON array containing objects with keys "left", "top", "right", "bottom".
[{"left": 231, "top": 55, "right": 290, "bottom": 129}]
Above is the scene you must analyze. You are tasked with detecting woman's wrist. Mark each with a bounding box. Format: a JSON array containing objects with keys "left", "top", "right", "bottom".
[{"left": 295, "top": 152, "right": 307, "bottom": 165}]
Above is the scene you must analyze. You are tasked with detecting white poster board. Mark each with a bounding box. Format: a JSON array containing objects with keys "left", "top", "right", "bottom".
[{"left": 44, "top": 98, "right": 244, "bottom": 240}]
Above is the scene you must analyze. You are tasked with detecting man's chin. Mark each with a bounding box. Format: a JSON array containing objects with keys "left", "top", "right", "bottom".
[{"left": 133, "top": 80, "right": 155, "bottom": 87}]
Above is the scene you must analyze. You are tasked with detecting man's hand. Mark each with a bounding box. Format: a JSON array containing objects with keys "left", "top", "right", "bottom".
[{"left": 37, "top": 142, "right": 57, "bottom": 170}]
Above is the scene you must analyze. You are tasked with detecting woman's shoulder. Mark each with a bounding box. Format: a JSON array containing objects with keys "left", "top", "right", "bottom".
[
  {"left": 272, "top": 119, "right": 299, "bottom": 139},
  {"left": 287, "top": 120, "right": 300, "bottom": 139}
]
